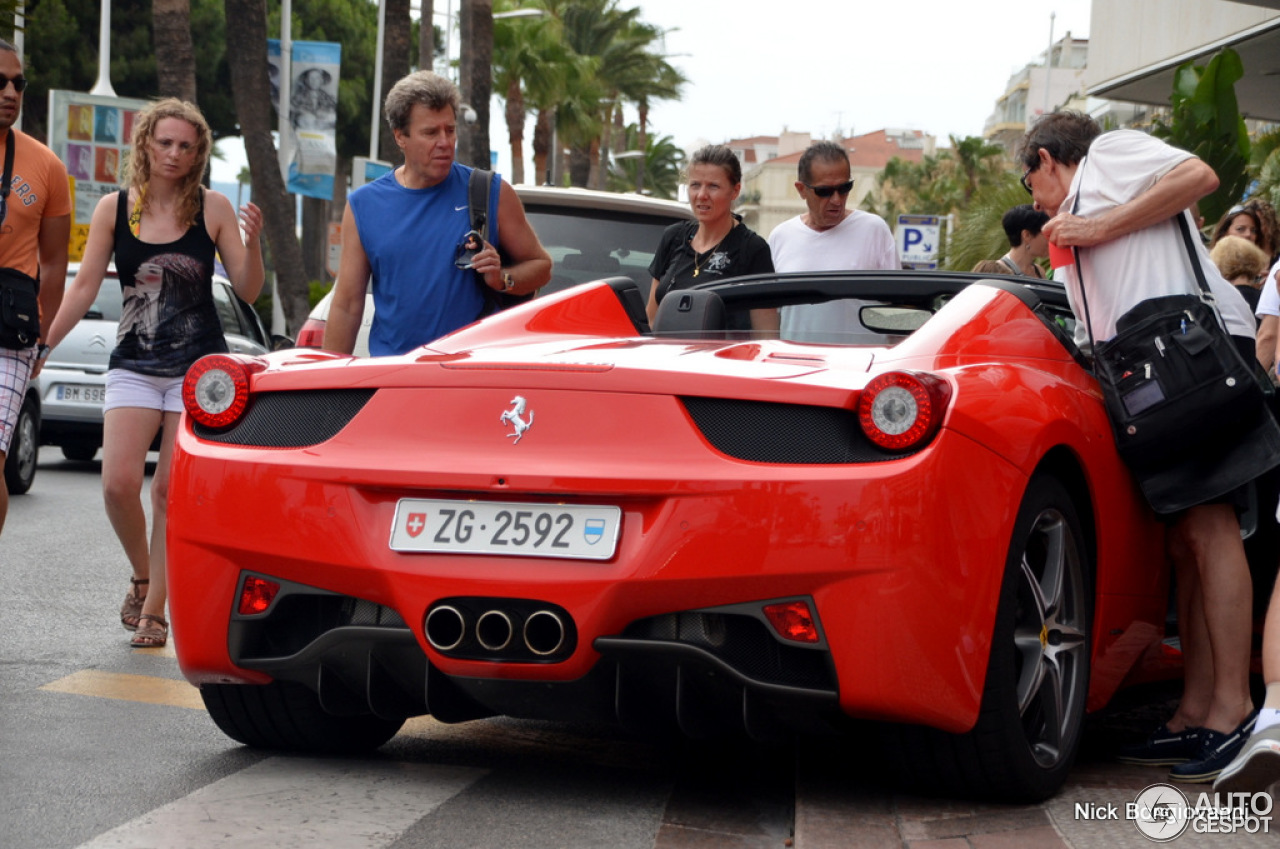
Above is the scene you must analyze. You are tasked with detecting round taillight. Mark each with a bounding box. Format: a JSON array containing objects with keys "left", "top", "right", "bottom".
[
  {"left": 183, "top": 355, "right": 253, "bottom": 429},
  {"left": 857, "top": 371, "right": 950, "bottom": 451}
]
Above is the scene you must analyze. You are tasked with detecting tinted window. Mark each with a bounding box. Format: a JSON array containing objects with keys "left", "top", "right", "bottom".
[
  {"left": 212, "top": 281, "right": 246, "bottom": 336},
  {"left": 73, "top": 272, "right": 124, "bottom": 321},
  {"left": 524, "top": 206, "right": 682, "bottom": 296}
]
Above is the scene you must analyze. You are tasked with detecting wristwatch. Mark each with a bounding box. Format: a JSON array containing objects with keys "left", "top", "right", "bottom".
[
  {"left": 502, "top": 272, "right": 515, "bottom": 292},
  {"left": 36, "top": 344, "right": 50, "bottom": 361}
]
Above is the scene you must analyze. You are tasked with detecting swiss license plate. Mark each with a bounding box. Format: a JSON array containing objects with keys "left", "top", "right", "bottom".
[
  {"left": 390, "top": 498, "right": 621, "bottom": 560},
  {"left": 56, "top": 384, "right": 106, "bottom": 403}
]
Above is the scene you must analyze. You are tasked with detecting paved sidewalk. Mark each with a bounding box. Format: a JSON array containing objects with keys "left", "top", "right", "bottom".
[{"left": 792, "top": 699, "right": 1277, "bottom": 849}]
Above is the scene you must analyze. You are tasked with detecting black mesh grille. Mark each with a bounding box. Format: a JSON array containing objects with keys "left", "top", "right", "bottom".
[
  {"left": 680, "top": 396, "right": 914, "bottom": 463},
  {"left": 195, "top": 389, "right": 376, "bottom": 447},
  {"left": 622, "top": 612, "right": 835, "bottom": 690}
]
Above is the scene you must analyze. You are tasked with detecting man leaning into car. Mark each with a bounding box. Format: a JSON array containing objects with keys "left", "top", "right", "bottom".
[
  {"left": 324, "top": 71, "right": 551, "bottom": 356},
  {"left": 0, "top": 39, "right": 71, "bottom": 534}
]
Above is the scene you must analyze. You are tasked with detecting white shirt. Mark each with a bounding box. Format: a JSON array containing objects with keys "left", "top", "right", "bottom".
[
  {"left": 769, "top": 210, "right": 898, "bottom": 343},
  {"left": 1254, "top": 257, "right": 1280, "bottom": 317},
  {"left": 1060, "top": 130, "right": 1255, "bottom": 343}
]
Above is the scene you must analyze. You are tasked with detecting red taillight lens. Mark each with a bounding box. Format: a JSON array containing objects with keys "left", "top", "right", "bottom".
[
  {"left": 295, "top": 318, "right": 326, "bottom": 348},
  {"left": 183, "top": 354, "right": 257, "bottom": 429},
  {"left": 238, "top": 575, "right": 281, "bottom": 615},
  {"left": 762, "top": 600, "right": 820, "bottom": 644},
  {"left": 857, "top": 371, "right": 951, "bottom": 451}
]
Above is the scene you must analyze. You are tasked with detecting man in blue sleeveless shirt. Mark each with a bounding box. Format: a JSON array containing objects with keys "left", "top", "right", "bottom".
[{"left": 326, "top": 71, "right": 550, "bottom": 356}]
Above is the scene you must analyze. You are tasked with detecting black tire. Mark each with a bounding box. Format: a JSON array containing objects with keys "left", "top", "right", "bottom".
[
  {"left": 4, "top": 393, "right": 39, "bottom": 494},
  {"left": 60, "top": 441, "right": 99, "bottom": 462},
  {"left": 200, "top": 681, "right": 404, "bottom": 754},
  {"left": 885, "top": 475, "right": 1093, "bottom": 801}
]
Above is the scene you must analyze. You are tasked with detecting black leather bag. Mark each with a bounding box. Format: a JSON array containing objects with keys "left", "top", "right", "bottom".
[
  {"left": 1077, "top": 212, "right": 1280, "bottom": 513},
  {"left": 0, "top": 267, "right": 40, "bottom": 350}
]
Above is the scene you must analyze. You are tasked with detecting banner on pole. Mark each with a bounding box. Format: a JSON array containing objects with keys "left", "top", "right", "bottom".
[{"left": 268, "top": 40, "right": 341, "bottom": 200}]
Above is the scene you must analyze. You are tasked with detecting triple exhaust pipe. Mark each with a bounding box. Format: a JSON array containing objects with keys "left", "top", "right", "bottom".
[{"left": 426, "top": 602, "right": 570, "bottom": 659}]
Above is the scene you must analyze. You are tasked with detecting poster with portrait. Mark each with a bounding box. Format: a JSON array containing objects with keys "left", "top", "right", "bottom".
[
  {"left": 47, "top": 90, "right": 149, "bottom": 261},
  {"left": 267, "top": 39, "right": 341, "bottom": 200}
]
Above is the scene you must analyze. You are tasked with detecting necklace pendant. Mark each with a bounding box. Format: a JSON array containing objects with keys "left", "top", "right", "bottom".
[{"left": 692, "top": 269, "right": 699, "bottom": 278}]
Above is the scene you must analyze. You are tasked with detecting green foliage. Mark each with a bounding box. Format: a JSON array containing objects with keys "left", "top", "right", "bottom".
[
  {"left": 1250, "top": 128, "right": 1280, "bottom": 212},
  {"left": 308, "top": 279, "right": 332, "bottom": 309},
  {"left": 1151, "top": 48, "right": 1250, "bottom": 225},
  {"left": 23, "top": 0, "right": 237, "bottom": 142},
  {"left": 945, "top": 178, "right": 1031, "bottom": 272},
  {"left": 606, "top": 123, "right": 684, "bottom": 199}
]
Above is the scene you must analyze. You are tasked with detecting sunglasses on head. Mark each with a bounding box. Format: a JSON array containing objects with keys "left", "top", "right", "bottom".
[
  {"left": 805, "top": 180, "right": 854, "bottom": 198},
  {"left": 0, "top": 75, "right": 27, "bottom": 93}
]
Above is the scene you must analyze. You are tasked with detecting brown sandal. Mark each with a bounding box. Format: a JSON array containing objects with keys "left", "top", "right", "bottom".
[
  {"left": 120, "top": 578, "right": 149, "bottom": 631},
  {"left": 130, "top": 613, "right": 168, "bottom": 648}
]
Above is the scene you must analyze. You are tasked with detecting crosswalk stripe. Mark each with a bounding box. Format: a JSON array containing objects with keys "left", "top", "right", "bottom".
[
  {"left": 39, "top": 669, "right": 205, "bottom": 710},
  {"left": 73, "top": 757, "right": 487, "bottom": 848}
]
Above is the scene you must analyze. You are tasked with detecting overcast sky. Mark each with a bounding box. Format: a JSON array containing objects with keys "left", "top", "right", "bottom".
[{"left": 212, "top": 0, "right": 1093, "bottom": 185}]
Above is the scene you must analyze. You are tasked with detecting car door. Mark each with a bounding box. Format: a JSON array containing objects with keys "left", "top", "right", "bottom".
[{"left": 212, "top": 278, "right": 270, "bottom": 355}]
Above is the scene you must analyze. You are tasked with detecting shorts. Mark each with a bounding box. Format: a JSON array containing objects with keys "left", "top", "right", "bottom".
[
  {"left": 104, "top": 369, "right": 185, "bottom": 414},
  {"left": 0, "top": 347, "right": 35, "bottom": 455}
]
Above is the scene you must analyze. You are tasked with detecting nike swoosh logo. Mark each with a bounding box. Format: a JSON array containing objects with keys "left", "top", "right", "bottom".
[{"left": 455, "top": 205, "right": 468, "bottom": 211}]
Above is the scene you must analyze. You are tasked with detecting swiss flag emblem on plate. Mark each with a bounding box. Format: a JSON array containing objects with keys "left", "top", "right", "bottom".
[{"left": 405, "top": 512, "right": 428, "bottom": 538}]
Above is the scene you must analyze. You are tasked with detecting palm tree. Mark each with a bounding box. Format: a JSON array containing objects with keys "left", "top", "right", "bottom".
[
  {"left": 542, "top": 0, "right": 684, "bottom": 189},
  {"left": 154, "top": 0, "right": 197, "bottom": 102},
  {"left": 223, "top": 0, "right": 308, "bottom": 333},
  {"left": 607, "top": 125, "right": 683, "bottom": 200},
  {"left": 493, "top": 1, "right": 569, "bottom": 184},
  {"left": 945, "top": 179, "right": 1029, "bottom": 272}
]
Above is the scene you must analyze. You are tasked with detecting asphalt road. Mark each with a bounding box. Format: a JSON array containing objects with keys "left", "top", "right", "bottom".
[{"left": 2, "top": 447, "right": 1274, "bottom": 849}]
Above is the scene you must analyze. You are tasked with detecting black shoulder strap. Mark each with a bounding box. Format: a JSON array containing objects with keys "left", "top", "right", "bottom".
[
  {"left": 467, "top": 168, "right": 493, "bottom": 241},
  {"left": 1072, "top": 159, "right": 1214, "bottom": 347},
  {"left": 1, "top": 129, "right": 14, "bottom": 198}
]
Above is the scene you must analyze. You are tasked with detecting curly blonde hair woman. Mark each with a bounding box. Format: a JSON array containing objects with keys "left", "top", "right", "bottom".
[{"left": 42, "top": 97, "right": 265, "bottom": 648}]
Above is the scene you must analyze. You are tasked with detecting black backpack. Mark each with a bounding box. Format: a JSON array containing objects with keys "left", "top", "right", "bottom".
[{"left": 470, "top": 169, "right": 535, "bottom": 317}]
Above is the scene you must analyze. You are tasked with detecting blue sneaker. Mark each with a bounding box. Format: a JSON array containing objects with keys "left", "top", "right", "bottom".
[
  {"left": 1116, "top": 724, "right": 1203, "bottom": 766},
  {"left": 1169, "top": 711, "right": 1259, "bottom": 783}
]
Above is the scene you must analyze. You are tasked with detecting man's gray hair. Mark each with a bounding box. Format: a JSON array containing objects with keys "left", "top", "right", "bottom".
[
  {"left": 798, "top": 141, "right": 850, "bottom": 184},
  {"left": 384, "top": 71, "right": 460, "bottom": 135}
]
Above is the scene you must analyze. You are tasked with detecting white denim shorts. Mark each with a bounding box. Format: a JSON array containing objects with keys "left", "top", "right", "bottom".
[{"left": 104, "top": 369, "right": 185, "bottom": 413}]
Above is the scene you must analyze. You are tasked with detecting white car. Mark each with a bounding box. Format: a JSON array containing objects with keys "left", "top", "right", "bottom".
[
  {"left": 297, "top": 185, "right": 694, "bottom": 356},
  {"left": 3, "top": 267, "right": 277, "bottom": 495}
]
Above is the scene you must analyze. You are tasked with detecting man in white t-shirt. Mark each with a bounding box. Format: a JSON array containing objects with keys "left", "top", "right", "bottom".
[
  {"left": 1022, "top": 111, "right": 1259, "bottom": 785},
  {"left": 1252, "top": 257, "right": 1280, "bottom": 372},
  {"left": 767, "top": 141, "right": 898, "bottom": 343}
]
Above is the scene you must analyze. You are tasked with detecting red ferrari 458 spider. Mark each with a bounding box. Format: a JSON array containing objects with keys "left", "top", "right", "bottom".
[{"left": 169, "top": 271, "right": 1194, "bottom": 801}]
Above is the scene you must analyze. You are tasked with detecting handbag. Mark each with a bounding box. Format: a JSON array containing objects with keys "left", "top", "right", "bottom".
[
  {"left": 1075, "top": 204, "right": 1280, "bottom": 514},
  {"left": 0, "top": 267, "right": 41, "bottom": 349},
  {"left": 0, "top": 133, "right": 42, "bottom": 350}
]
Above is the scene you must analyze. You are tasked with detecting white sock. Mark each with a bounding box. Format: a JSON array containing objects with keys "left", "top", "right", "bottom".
[{"left": 1255, "top": 708, "right": 1280, "bottom": 734}]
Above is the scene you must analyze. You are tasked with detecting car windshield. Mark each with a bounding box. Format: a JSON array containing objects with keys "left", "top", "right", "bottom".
[
  {"left": 525, "top": 205, "right": 677, "bottom": 296},
  {"left": 66, "top": 269, "right": 123, "bottom": 321},
  {"left": 648, "top": 274, "right": 1080, "bottom": 348}
]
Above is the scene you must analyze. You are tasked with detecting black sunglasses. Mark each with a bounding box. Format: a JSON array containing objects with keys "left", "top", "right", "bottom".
[
  {"left": 804, "top": 180, "right": 854, "bottom": 198},
  {"left": 1020, "top": 168, "right": 1035, "bottom": 195},
  {"left": 0, "top": 75, "right": 28, "bottom": 93}
]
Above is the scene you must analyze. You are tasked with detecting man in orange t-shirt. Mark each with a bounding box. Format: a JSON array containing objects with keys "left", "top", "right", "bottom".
[{"left": 0, "top": 37, "right": 71, "bottom": 534}]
